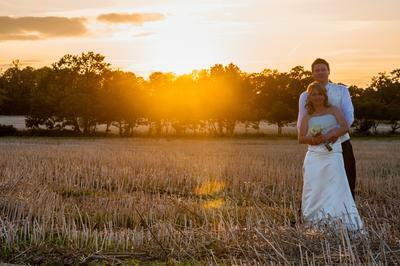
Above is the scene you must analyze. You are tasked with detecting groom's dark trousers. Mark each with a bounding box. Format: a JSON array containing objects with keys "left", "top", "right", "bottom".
[{"left": 341, "top": 139, "right": 356, "bottom": 200}]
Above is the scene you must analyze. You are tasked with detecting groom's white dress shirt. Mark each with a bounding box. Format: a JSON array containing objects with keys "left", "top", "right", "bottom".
[{"left": 297, "top": 82, "right": 354, "bottom": 143}]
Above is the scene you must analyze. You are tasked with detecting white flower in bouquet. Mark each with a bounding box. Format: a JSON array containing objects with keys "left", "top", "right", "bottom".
[
  {"left": 309, "top": 124, "right": 333, "bottom": 151},
  {"left": 309, "top": 124, "right": 322, "bottom": 136}
]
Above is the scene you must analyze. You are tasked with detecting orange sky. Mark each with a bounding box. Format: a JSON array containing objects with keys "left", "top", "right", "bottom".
[{"left": 1, "top": 0, "right": 400, "bottom": 87}]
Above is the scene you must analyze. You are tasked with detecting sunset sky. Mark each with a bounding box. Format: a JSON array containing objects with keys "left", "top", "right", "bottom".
[{"left": 1, "top": 0, "right": 399, "bottom": 87}]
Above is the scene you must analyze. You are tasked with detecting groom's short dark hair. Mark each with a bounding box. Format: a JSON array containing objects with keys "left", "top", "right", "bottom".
[{"left": 311, "top": 58, "right": 330, "bottom": 72}]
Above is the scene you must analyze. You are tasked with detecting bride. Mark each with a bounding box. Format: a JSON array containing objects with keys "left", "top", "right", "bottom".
[{"left": 298, "top": 81, "right": 364, "bottom": 232}]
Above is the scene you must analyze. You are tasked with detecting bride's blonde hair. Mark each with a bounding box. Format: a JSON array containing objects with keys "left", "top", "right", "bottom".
[{"left": 305, "top": 81, "right": 330, "bottom": 114}]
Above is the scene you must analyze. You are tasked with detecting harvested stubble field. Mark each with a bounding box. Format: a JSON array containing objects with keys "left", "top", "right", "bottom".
[{"left": 0, "top": 137, "right": 399, "bottom": 265}]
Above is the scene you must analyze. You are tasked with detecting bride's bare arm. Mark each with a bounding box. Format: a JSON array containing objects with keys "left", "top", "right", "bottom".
[
  {"left": 298, "top": 114, "right": 320, "bottom": 145},
  {"left": 324, "top": 107, "right": 350, "bottom": 139}
]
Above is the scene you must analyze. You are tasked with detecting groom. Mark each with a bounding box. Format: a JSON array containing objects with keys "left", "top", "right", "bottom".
[{"left": 297, "top": 58, "right": 357, "bottom": 199}]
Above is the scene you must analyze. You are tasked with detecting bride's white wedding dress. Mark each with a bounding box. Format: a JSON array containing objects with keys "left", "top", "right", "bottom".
[{"left": 302, "top": 113, "right": 364, "bottom": 231}]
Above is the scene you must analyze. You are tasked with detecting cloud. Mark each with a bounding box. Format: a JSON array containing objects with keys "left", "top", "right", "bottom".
[
  {"left": 0, "top": 16, "right": 88, "bottom": 41},
  {"left": 132, "top": 32, "right": 155, "bottom": 38},
  {"left": 291, "top": 0, "right": 400, "bottom": 21},
  {"left": 97, "top": 12, "right": 166, "bottom": 25},
  {"left": 0, "top": 0, "right": 170, "bottom": 16}
]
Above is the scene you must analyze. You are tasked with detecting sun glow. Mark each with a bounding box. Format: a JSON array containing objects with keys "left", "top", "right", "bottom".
[
  {"left": 142, "top": 12, "right": 223, "bottom": 75},
  {"left": 203, "top": 198, "right": 225, "bottom": 209},
  {"left": 195, "top": 180, "right": 226, "bottom": 196}
]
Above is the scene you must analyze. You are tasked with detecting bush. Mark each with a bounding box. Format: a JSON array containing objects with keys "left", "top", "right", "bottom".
[
  {"left": 16, "top": 128, "right": 111, "bottom": 137},
  {"left": 0, "top": 124, "right": 18, "bottom": 136}
]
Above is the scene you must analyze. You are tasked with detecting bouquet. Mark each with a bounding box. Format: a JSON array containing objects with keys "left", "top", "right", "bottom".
[{"left": 309, "top": 124, "right": 333, "bottom": 151}]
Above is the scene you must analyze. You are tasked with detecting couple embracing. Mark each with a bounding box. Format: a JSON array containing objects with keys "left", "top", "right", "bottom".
[{"left": 297, "top": 58, "right": 364, "bottom": 232}]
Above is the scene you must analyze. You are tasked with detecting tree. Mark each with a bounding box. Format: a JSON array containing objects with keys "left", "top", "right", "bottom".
[
  {"left": 386, "top": 102, "right": 400, "bottom": 133},
  {"left": 353, "top": 96, "right": 386, "bottom": 135},
  {"left": 198, "top": 63, "right": 252, "bottom": 136},
  {"left": 100, "top": 70, "right": 146, "bottom": 136},
  {"left": 52, "top": 51, "right": 111, "bottom": 134},
  {"left": 367, "top": 70, "right": 400, "bottom": 133},
  {"left": 253, "top": 68, "right": 309, "bottom": 135},
  {"left": 0, "top": 74, "right": 7, "bottom": 108},
  {"left": 1, "top": 60, "right": 35, "bottom": 115},
  {"left": 26, "top": 66, "right": 60, "bottom": 129}
]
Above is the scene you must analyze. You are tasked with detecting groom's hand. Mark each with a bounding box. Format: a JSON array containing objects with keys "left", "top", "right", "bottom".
[
  {"left": 327, "top": 135, "right": 339, "bottom": 144},
  {"left": 325, "top": 129, "right": 339, "bottom": 143},
  {"left": 312, "top": 135, "right": 325, "bottom": 145}
]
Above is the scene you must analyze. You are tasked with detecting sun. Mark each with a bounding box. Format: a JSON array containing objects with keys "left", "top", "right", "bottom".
[{"left": 145, "top": 12, "right": 223, "bottom": 75}]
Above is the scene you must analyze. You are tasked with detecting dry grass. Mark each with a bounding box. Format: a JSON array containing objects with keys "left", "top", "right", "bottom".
[{"left": 0, "top": 137, "right": 399, "bottom": 265}]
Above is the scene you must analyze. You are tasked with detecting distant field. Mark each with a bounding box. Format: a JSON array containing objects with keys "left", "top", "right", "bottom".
[
  {"left": 0, "top": 115, "right": 27, "bottom": 130},
  {"left": 1, "top": 115, "right": 395, "bottom": 136},
  {"left": 0, "top": 115, "right": 299, "bottom": 134},
  {"left": 0, "top": 137, "right": 399, "bottom": 265}
]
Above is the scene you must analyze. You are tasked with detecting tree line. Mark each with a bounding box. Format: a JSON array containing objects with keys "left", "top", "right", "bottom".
[{"left": 0, "top": 51, "right": 399, "bottom": 136}]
